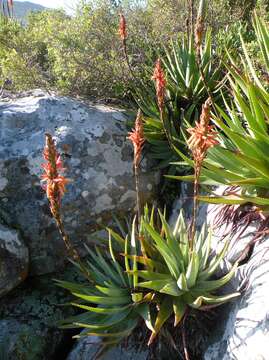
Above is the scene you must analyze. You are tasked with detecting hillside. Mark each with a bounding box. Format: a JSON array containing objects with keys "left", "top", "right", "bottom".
[{"left": 13, "top": 1, "right": 47, "bottom": 20}]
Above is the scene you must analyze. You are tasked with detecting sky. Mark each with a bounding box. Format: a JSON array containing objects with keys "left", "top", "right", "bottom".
[{"left": 16, "top": 0, "right": 80, "bottom": 13}]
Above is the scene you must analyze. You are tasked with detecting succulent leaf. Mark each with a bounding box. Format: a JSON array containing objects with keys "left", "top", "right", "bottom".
[{"left": 148, "top": 297, "right": 173, "bottom": 345}]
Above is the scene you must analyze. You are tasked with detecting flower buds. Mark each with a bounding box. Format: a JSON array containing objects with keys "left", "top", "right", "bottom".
[
  {"left": 127, "top": 109, "right": 145, "bottom": 168},
  {"left": 195, "top": 0, "right": 206, "bottom": 55},
  {"left": 119, "top": 13, "right": 127, "bottom": 41},
  {"left": 187, "top": 98, "right": 219, "bottom": 162},
  {"left": 41, "top": 133, "right": 68, "bottom": 217},
  {"left": 152, "top": 59, "right": 166, "bottom": 113}
]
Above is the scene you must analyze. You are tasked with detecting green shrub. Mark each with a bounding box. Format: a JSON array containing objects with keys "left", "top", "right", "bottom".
[
  {"left": 1, "top": 1, "right": 183, "bottom": 99},
  {"left": 0, "top": 0, "right": 265, "bottom": 101},
  {"left": 0, "top": 15, "right": 49, "bottom": 90}
]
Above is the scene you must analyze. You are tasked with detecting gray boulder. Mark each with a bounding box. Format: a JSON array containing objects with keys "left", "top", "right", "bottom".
[
  {"left": 0, "top": 266, "right": 77, "bottom": 360},
  {"left": 0, "top": 318, "right": 63, "bottom": 360},
  {"left": 169, "top": 181, "right": 208, "bottom": 228},
  {"left": 67, "top": 335, "right": 148, "bottom": 360},
  {"left": 206, "top": 186, "right": 256, "bottom": 263},
  {"left": 0, "top": 90, "right": 159, "bottom": 275},
  {"left": 204, "top": 240, "right": 269, "bottom": 360},
  {"left": 0, "top": 223, "right": 28, "bottom": 297}
]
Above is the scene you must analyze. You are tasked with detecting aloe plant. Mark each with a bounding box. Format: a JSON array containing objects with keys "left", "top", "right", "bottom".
[
  {"left": 172, "top": 15, "right": 269, "bottom": 208},
  {"left": 128, "top": 208, "right": 239, "bottom": 345},
  {"left": 136, "top": 29, "right": 223, "bottom": 171},
  {"left": 57, "top": 208, "right": 239, "bottom": 351},
  {"left": 56, "top": 221, "right": 154, "bottom": 355}
]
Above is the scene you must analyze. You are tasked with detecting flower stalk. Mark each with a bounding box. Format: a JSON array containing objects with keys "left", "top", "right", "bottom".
[
  {"left": 41, "top": 134, "right": 92, "bottom": 282},
  {"left": 188, "top": 0, "right": 194, "bottom": 36},
  {"left": 41, "top": 133, "right": 79, "bottom": 260},
  {"left": 119, "top": 13, "right": 136, "bottom": 82},
  {"left": 151, "top": 58, "right": 173, "bottom": 149},
  {"left": 194, "top": 0, "right": 217, "bottom": 112},
  {"left": 1, "top": 0, "right": 13, "bottom": 17},
  {"left": 195, "top": 0, "right": 205, "bottom": 59},
  {"left": 127, "top": 109, "right": 145, "bottom": 222},
  {"left": 187, "top": 99, "right": 219, "bottom": 250},
  {"left": 152, "top": 58, "right": 166, "bottom": 114}
]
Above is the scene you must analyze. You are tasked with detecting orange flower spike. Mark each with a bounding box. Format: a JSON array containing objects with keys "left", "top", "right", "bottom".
[
  {"left": 152, "top": 59, "right": 166, "bottom": 113},
  {"left": 119, "top": 13, "right": 127, "bottom": 41},
  {"left": 40, "top": 134, "right": 85, "bottom": 266},
  {"left": 188, "top": 98, "right": 219, "bottom": 249},
  {"left": 187, "top": 98, "right": 219, "bottom": 159},
  {"left": 127, "top": 109, "right": 145, "bottom": 167},
  {"left": 41, "top": 134, "right": 68, "bottom": 212}
]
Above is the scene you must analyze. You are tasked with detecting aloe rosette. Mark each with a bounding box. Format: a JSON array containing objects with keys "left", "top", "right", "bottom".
[
  {"left": 136, "top": 29, "right": 223, "bottom": 171},
  {"left": 128, "top": 209, "right": 239, "bottom": 344},
  {"left": 56, "top": 221, "right": 154, "bottom": 355},
  {"left": 56, "top": 208, "right": 239, "bottom": 349}
]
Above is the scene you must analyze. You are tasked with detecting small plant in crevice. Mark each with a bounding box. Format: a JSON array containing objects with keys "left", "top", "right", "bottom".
[{"left": 134, "top": 208, "right": 239, "bottom": 347}]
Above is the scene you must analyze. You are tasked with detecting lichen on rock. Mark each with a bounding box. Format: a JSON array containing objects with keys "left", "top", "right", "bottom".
[{"left": 0, "top": 90, "right": 160, "bottom": 275}]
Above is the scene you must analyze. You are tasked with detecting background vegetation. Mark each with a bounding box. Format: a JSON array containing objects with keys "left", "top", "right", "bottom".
[{"left": 1, "top": 0, "right": 269, "bottom": 102}]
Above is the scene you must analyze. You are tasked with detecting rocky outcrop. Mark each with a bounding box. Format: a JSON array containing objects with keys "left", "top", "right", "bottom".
[
  {"left": 0, "top": 224, "right": 28, "bottom": 297},
  {"left": 0, "top": 90, "right": 159, "bottom": 275},
  {"left": 204, "top": 240, "right": 269, "bottom": 360},
  {"left": 170, "top": 182, "right": 269, "bottom": 360},
  {"left": 67, "top": 336, "right": 148, "bottom": 360},
  {"left": 0, "top": 266, "right": 78, "bottom": 360},
  {"left": 169, "top": 181, "right": 208, "bottom": 229}
]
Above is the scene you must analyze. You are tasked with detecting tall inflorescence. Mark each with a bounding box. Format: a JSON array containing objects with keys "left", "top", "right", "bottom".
[
  {"left": 127, "top": 109, "right": 145, "bottom": 222},
  {"left": 187, "top": 98, "right": 219, "bottom": 248},
  {"left": 152, "top": 58, "right": 166, "bottom": 114},
  {"left": 195, "top": 0, "right": 205, "bottom": 59},
  {"left": 118, "top": 12, "right": 137, "bottom": 81},
  {"left": 41, "top": 133, "right": 79, "bottom": 261},
  {"left": 119, "top": 13, "right": 127, "bottom": 42},
  {"left": 41, "top": 134, "right": 68, "bottom": 217},
  {"left": 194, "top": 0, "right": 216, "bottom": 108},
  {"left": 152, "top": 58, "right": 173, "bottom": 149},
  {"left": 127, "top": 109, "right": 145, "bottom": 168},
  {"left": 187, "top": 98, "right": 219, "bottom": 164}
]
